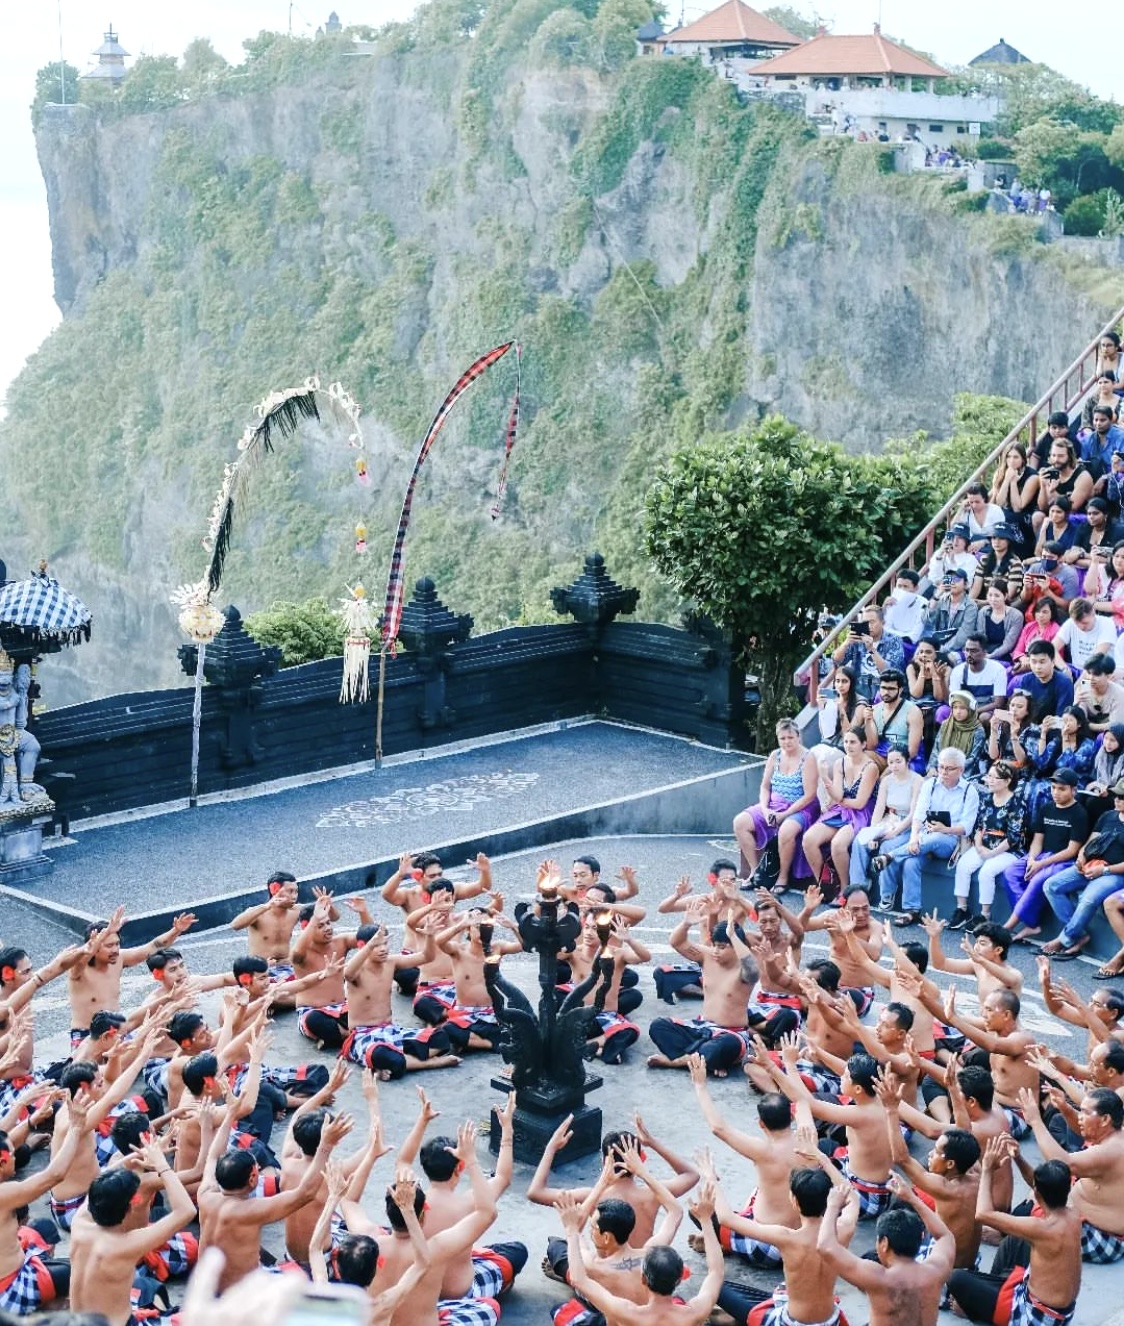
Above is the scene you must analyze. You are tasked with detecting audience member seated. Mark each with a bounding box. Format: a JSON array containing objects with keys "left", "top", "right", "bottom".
[
  {"left": 1034, "top": 496, "right": 1081, "bottom": 560},
  {"left": 1036, "top": 437, "right": 1093, "bottom": 525},
  {"left": 1010, "top": 598, "right": 1062, "bottom": 675},
  {"left": 1041, "top": 781, "right": 1124, "bottom": 960},
  {"left": 803, "top": 730, "right": 880, "bottom": 888},
  {"left": 989, "top": 444, "right": 1039, "bottom": 558},
  {"left": 927, "top": 691, "right": 986, "bottom": 778},
  {"left": 906, "top": 639, "right": 949, "bottom": 757},
  {"left": 1031, "top": 411, "right": 1078, "bottom": 470},
  {"left": 1087, "top": 540, "right": 1124, "bottom": 628},
  {"left": 881, "top": 569, "right": 928, "bottom": 644},
  {"left": 1067, "top": 497, "right": 1118, "bottom": 573},
  {"left": 986, "top": 690, "right": 1038, "bottom": 773},
  {"left": 949, "top": 760, "right": 1028, "bottom": 929},
  {"left": 1055, "top": 597, "right": 1117, "bottom": 675},
  {"left": 809, "top": 665, "right": 870, "bottom": 769},
  {"left": 830, "top": 605, "right": 905, "bottom": 703},
  {"left": 1028, "top": 706, "right": 1096, "bottom": 818},
  {"left": 848, "top": 744, "right": 922, "bottom": 886},
  {"left": 949, "top": 634, "right": 1008, "bottom": 716},
  {"left": 926, "top": 569, "right": 978, "bottom": 659},
  {"left": 734, "top": 719, "right": 819, "bottom": 892},
  {"left": 976, "top": 581, "right": 1023, "bottom": 661},
  {"left": 1011, "top": 640, "right": 1075, "bottom": 722},
  {"left": 861, "top": 669, "right": 924, "bottom": 770},
  {"left": 1002, "top": 768, "right": 1088, "bottom": 943},
  {"left": 1080, "top": 403, "right": 1124, "bottom": 479},
  {"left": 1081, "top": 372, "right": 1121, "bottom": 432},
  {"left": 1075, "top": 655, "right": 1124, "bottom": 734},
  {"left": 920, "top": 525, "right": 977, "bottom": 596},
  {"left": 961, "top": 482, "right": 1005, "bottom": 552},
  {"left": 972, "top": 526, "right": 1025, "bottom": 603}
]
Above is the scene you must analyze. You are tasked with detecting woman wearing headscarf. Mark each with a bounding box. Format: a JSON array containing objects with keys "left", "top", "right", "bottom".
[
  {"left": 926, "top": 691, "right": 986, "bottom": 780},
  {"left": 1083, "top": 722, "right": 1124, "bottom": 824}
]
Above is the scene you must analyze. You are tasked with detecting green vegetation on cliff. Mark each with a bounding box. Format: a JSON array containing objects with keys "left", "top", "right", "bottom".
[{"left": 6, "top": 0, "right": 1114, "bottom": 701}]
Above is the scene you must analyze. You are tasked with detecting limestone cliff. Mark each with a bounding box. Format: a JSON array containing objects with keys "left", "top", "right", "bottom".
[{"left": 5, "top": 12, "right": 1122, "bottom": 703}]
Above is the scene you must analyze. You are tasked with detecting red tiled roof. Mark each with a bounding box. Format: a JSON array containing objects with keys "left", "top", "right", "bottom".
[
  {"left": 658, "top": 0, "right": 800, "bottom": 48},
  {"left": 753, "top": 28, "right": 948, "bottom": 78}
]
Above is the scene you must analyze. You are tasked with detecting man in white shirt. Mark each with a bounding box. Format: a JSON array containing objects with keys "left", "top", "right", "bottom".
[
  {"left": 1055, "top": 597, "right": 1117, "bottom": 673},
  {"left": 883, "top": 569, "right": 928, "bottom": 644},
  {"left": 875, "top": 748, "right": 979, "bottom": 927},
  {"left": 1075, "top": 653, "right": 1124, "bottom": 732},
  {"left": 948, "top": 634, "right": 1007, "bottom": 717}
]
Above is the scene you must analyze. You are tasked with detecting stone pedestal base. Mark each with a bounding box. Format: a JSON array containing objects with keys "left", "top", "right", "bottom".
[
  {"left": 489, "top": 1074, "right": 603, "bottom": 1164},
  {"left": 0, "top": 798, "right": 55, "bottom": 885}
]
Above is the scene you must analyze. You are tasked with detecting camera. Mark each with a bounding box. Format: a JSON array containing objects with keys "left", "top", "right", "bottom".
[{"left": 1041, "top": 467, "right": 1059, "bottom": 480}]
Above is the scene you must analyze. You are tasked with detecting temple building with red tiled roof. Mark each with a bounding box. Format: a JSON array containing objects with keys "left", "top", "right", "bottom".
[{"left": 655, "top": 0, "right": 800, "bottom": 66}]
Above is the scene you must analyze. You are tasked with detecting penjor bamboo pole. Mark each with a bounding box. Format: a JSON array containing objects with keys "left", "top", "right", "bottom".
[
  {"left": 375, "top": 647, "right": 387, "bottom": 768},
  {"left": 189, "top": 642, "right": 206, "bottom": 807}
]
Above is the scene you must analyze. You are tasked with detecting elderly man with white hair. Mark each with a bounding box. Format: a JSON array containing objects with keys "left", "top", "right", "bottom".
[{"left": 873, "top": 746, "right": 979, "bottom": 927}]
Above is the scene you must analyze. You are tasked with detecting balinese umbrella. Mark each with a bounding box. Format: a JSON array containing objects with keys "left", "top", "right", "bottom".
[{"left": 0, "top": 568, "right": 92, "bottom": 648}]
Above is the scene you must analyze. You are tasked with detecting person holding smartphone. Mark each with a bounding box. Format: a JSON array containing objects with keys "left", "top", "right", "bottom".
[
  {"left": 873, "top": 748, "right": 979, "bottom": 927},
  {"left": 830, "top": 606, "right": 905, "bottom": 704}
]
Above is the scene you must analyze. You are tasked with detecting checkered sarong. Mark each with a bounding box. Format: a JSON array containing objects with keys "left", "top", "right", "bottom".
[
  {"left": 720, "top": 1191, "right": 782, "bottom": 1266},
  {"left": 766, "top": 1053, "right": 841, "bottom": 1095},
  {"left": 297, "top": 1001, "right": 348, "bottom": 1041},
  {"left": 1009, "top": 1274, "right": 1075, "bottom": 1325},
  {"left": 1081, "top": 1220, "right": 1124, "bottom": 1264},
  {"left": 269, "top": 962, "right": 296, "bottom": 983},
  {"left": 1001, "top": 1106, "right": 1031, "bottom": 1141},
  {"left": 747, "top": 1302, "right": 846, "bottom": 1326},
  {"left": 0, "top": 1074, "right": 48, "bottom": 1116},
  {"left": 551, "top": 1299, "right": 600, "bottom": 1326},
  {"left": 841, "top": 1157, "right": 892, "bottom": 1219},
  {"left": 0, "top": 1250, "right": 52, "bottom": 1313},
  {"left": 140, "top": 1231, "right": 199, "bottom": 1282},
  {"left": 49, "top": 1190, "right": 84, "bottom": 1231},
  {"left": 469, "top": 1247, "right": 521, "bottom": 1298},
  {"left": 437, "top": 1295, "right": 501, "bottom": 1326}
]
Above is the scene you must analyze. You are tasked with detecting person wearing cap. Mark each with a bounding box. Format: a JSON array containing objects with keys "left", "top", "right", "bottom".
[
  {"left": 830, "top": 605, "right": 905, "bottom": 704},
  {"left": 873, "top": 746, "right": 979, "bottom": 927},
  {"left": 1041, "top": 781, "right": 1124, "bottom": 959},
  {"left": 971, "top": 526, "right": 1024, "bottom": 604},
  {"left": 1055, "top": 597, "right": 1117, "bottom": 676},
  {"left": 960, "top": 482, "right": 1005, "bottom": 551},
  {"left": 989, "top": 441, "right": 1039, "bottom": 558},
  {"left": 924, "top": 566, "right": 978, "bottom": 659},
  {"left": 919, "top": 525, "right": 976, "bottom": 596},
  {"left": 1001, "top": 769, "right": 1088, "bottom": 944},
  {"left": 882, "top": 569, "right": 928, "bottom": 644}
]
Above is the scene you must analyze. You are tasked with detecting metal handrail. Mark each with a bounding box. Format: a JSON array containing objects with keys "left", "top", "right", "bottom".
[{"left": 794, "top": 304, "right": 1124, "bottom": 703}]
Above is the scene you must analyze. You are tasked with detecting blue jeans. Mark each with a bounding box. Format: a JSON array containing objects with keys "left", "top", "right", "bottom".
[
  {"left": 850, "top": 829, "right": 909, "bottom": 890},
  {"left": 1045, "top": 868, "right": 1124, "bottom": 947},
  {"left": 881, "top": 833, "right": 958, "bottom": 911}
]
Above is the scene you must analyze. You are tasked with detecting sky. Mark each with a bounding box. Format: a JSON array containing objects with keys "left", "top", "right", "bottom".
[{"left": 1, "top": 0, "right": 1122, "bottom": 410}]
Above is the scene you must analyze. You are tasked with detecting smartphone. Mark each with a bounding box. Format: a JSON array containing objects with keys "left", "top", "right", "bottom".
[
  {"left": 820, "top": 686, "right": 838, "bottom": 699},
  {"left": 853, "top": 620, "right": 871, "bottom": 637},
  {"left": 282, "top": 1285, "right": 371, "bottom": 1325},
  {"left": 928, "top": 810, "right": 952, "bottom": 827}
]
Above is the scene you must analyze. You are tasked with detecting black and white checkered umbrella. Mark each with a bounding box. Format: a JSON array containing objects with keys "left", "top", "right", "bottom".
[{"left": 0, "top": 572, "right": 92, "bottom": 647}]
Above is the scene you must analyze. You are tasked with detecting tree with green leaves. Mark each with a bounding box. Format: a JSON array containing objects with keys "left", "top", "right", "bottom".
[
  {"left": 644, "top": 399, "right": 1025, "bottom": 745},
  {"left": 762, "top": 6, "right": 818, "bottom": 40},
  {"left": 31, "top": 62, "right": 79, "bottom": 124},
  {"left": 118, "top": 55, "right": 185, "bottom": 113}
]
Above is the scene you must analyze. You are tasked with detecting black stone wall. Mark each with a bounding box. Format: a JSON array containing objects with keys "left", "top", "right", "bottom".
[{"left": 31, "top": 557, "right": 750, "bottom": 823}]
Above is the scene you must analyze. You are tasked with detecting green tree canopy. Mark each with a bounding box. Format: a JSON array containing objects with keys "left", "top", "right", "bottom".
[
  {"left": 118, "top": 54, "right": 185, "bottom": 113},
  {"left": 645, "top": 399, "right": 1025, "bottom": 744},
  {"left": 762, "top": 6, "right": 818, "bottom": 40},
  {"left": 31, "top": 62, "right": 80, "bottom": 125}
]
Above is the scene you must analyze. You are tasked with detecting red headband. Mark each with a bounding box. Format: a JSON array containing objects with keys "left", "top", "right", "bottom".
[{"left": 1, "top": 966, "right": 14, "bottom": 983}]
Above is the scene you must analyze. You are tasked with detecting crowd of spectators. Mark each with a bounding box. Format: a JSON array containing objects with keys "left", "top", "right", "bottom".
[{"left": 748, "top": 330, "right": 1124, "bottom": 969}]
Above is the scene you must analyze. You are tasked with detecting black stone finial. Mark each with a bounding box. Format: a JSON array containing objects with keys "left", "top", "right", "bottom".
[
  {"left": 397, "top": 578, "right": 473, "bottom": 657},
  {"left": 178, "top": 605, "right": 281, "bottom": 687},
  {"left": 551, "top": 553, "right": 640, "bottom": 627}
]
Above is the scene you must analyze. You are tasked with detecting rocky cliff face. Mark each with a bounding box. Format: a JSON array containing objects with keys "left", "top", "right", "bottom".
[{"left": 7, "top": 22, "right": 1122, "bottom": 704}]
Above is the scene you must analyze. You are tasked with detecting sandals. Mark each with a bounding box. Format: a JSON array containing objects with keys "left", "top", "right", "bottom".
[
  {"left": 1094, "top": 965, "right": 1124, "bottom": 981},
  {"left": 1050, "top": 938, "right": 1090, "bottom": 962}
]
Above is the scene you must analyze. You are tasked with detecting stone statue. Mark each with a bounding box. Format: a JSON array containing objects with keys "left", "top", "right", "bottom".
[{"left": 0, "top": 650, "right": 43, "bottom": 804}]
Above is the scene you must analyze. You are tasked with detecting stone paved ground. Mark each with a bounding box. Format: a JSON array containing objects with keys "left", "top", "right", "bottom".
[{"left": 14, "top": 832, "right": 1124, "bottom": 1324}]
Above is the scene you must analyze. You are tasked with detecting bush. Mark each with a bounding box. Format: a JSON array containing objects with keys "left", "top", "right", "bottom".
[
  {"left": 244, "top": 598, "right": 342, "bottom": 665},
  {"left": 1063, "top": 194, "right": 1106, "bottom": 236},
  {"left": 974, "top": 138, "right": 1011, "bottom": 161}
]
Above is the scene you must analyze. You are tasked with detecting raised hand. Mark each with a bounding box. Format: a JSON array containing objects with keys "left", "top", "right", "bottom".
[
  {"left": 416, "top": 1086, "right": 440, "bottom": 1125},
  {"left": 920, "top": 911, "right": 945, "bottom": 938},
  {"left": 689, "top": 1179, "right": 716, "bottom": 1222},
  {"left": 674, "top": 875, "right": 692, "bottom": 899},
  {"left": 454, "top": 1120, "right": 478, "bottom": 1164},
  {"left": 325, "top": 1059, "right": 351, "bottom": 1099},
  {"left": 172, "top": 912, "right": 198, "bottom": 937},
  {"left": 694, "top": 1145, "right": 718, "bottom": 1184},
  {"left": 804, "top": 884, "right": 824, "bottom": 911},
  {"left": 555, "top": 1189, "right": 584, "bottom": 1232},
  {"left": 630, "top": 1112, "right": 654, "bottom": 1146},
  {"left": 687, "top": 1053, "right": 708, "bottom": 1088},
  {"left": 1017, "top": 1086, "right": 1041, "bottom": 1123},
  {"left": 390, "top": 1167, "right": 418, "bottom": 1212},
  {"left": 547, "top": 1113, "right": 574, "bottom": 1151},
  {"left": 793, "top": 1123, "right": 820, "bottom": 1164},
  {"left": 321, "top": 1113, "right": 355, "bottom": 1149},
  {"left": 873, "top": 1069, "right": 903, "bottom": 1109}
]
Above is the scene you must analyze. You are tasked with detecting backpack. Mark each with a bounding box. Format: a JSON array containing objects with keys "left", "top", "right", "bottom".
[{"left": 749, "top": 838, "right": 781, "bottom": 892}]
